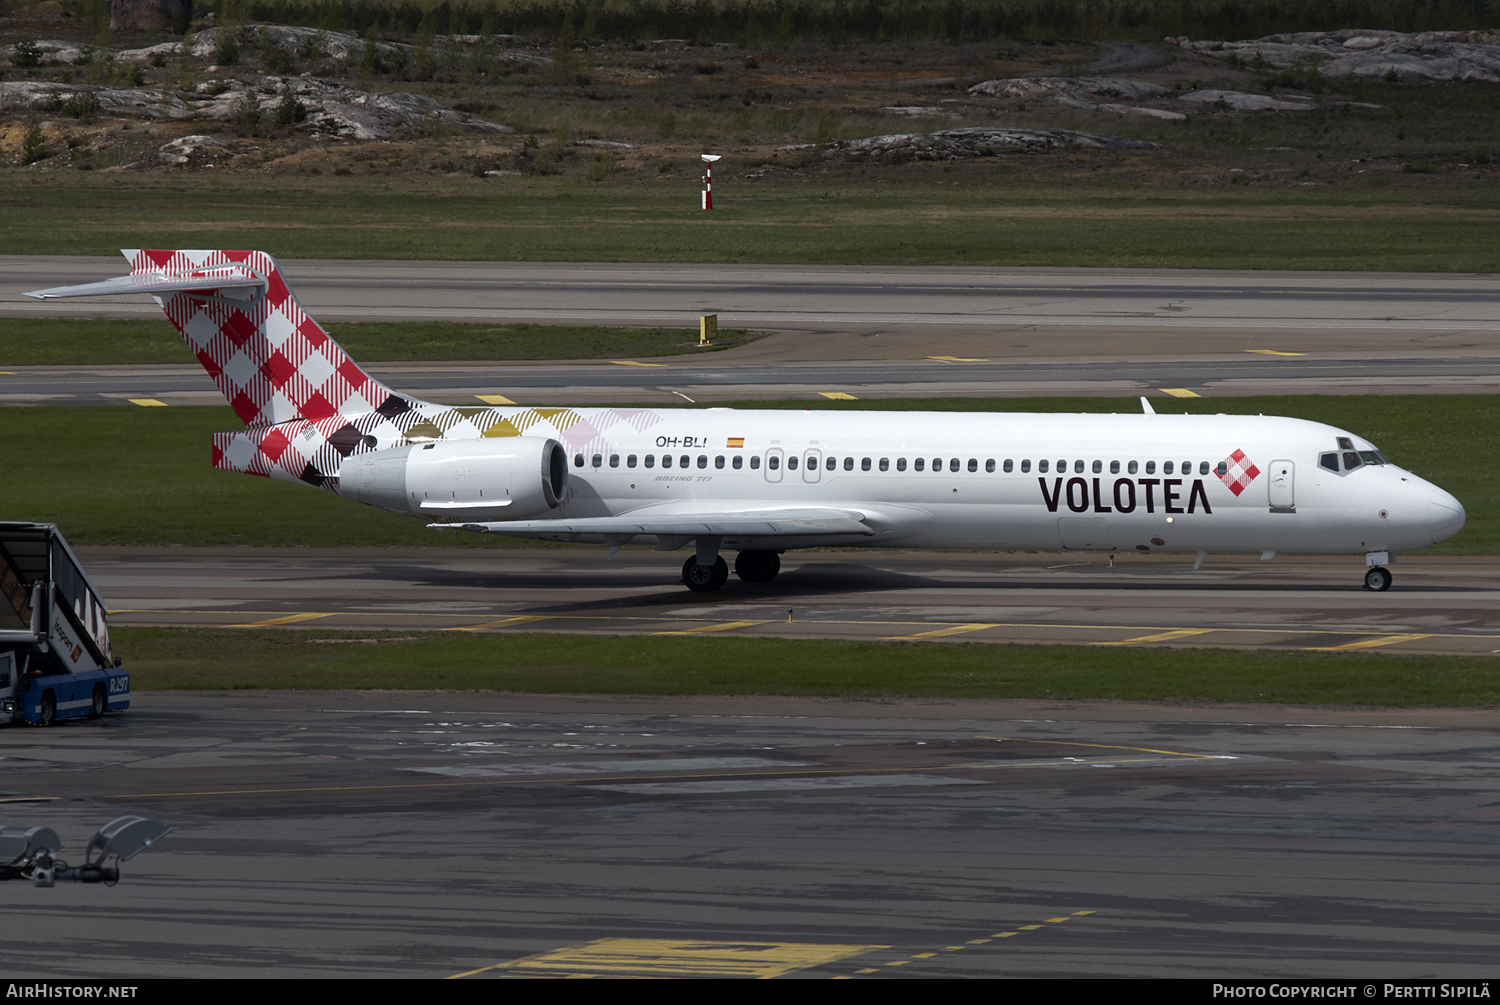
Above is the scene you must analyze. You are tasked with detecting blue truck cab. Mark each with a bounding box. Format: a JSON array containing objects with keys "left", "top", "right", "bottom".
[{"left": 0, "top": 523, "right": 128, "bottom": 725}]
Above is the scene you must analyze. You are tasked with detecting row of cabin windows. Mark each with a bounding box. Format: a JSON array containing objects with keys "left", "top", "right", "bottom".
[{"left": 573, "top": 453, "right": 1233, "bottom": 476}]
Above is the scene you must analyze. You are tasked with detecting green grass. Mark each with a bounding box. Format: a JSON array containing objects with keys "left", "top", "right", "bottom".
[
  {"left": 2, "top": 394, "right": 1495, "bottom": 551},
  {"left": 113, "top": 627, "right": 1500, "bottom": 707},
  {"left": 5, "top": 175, "right": 1500, "bottom": 271},
  {"left": 0, "top": 318, "right": 757, "bottom": 366}
]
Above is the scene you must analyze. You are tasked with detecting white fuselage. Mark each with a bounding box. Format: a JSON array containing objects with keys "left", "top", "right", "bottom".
[{"left": 443, "top": 408, "right": 1464, "bottom": 557}]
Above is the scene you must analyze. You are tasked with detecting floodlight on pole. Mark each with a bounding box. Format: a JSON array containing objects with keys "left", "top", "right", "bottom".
[{"left": 701, "top": 154, "right": 721, "bottom": 210}]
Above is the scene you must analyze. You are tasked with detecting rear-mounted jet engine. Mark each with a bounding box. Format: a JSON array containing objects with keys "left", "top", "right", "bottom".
[{"left": 339, "top": 437, "right": 569, "bottom": 521}]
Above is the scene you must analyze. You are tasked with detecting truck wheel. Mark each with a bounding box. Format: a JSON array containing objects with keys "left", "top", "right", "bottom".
[
  {"left": 38, "top": 693, "right": 55, "bottom": 726},
  {"left": 89, "top": 685, "right": 106, "bottom": 719}
]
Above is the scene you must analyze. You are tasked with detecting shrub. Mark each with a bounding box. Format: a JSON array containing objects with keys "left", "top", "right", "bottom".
[
  {"left": 21, "top": 126, "right": 48, "bottom": 164},
  {"left": 12, "top": 40, "right": 42, "bottom": 69},
  {"left": 273, "top": 90, "right": 306, "bottom": 125},
  {"left": 216, "top": 30, "right": 240, "bottom": 66}
]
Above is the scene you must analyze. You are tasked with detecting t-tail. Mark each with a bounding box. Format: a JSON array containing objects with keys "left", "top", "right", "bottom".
[{"left": 25, "top": 249, "right": 431, "bottom": 489}]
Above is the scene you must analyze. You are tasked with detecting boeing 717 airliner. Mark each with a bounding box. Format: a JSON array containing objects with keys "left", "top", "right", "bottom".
[{"left": 27, "top": 251, "right": 1466, "bottom": 592}]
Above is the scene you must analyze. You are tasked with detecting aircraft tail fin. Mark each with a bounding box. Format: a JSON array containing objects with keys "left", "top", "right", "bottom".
[{"left": 26, "top": 250, "right": 411, "bottom": 429}]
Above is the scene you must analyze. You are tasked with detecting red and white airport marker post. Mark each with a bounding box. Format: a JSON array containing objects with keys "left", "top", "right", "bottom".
[{"left": 701, "top": 154, "right": 721, "bottom": 210}]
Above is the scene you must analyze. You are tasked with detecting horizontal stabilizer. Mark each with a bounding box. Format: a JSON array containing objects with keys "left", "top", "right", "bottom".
[
  {"left": 434, "top": 507, "right": 875, "bottom": 541},
  {"left": 24, "top": 268, "right": 266, "bottom": 301}
]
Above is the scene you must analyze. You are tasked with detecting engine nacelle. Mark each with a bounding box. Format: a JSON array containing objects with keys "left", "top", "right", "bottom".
[{"left": 338, "top": 437, "right": 568, "bottom": 521}]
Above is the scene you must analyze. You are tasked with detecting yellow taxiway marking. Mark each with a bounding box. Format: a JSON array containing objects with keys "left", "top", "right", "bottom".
[
  {"left": 1019, "top": 925, "right": 1043, "bottom": 930},
  {"left": 444, "top": 615, "right": 549, "bottom": 632},
  {"left": 1096, "top": 628, "right": 1216, "bottom": 646},
  {"left": 979, "top": 735, "right": 1218, "bottom": 760},
  {"left": 1246, "top": 349, "right": 1306, "bottom": 356},
  {"left": 448, "top": 939, "right": 884, "bottom": 979},
  {"left": 1045, "top": 917, "right": 1070, "bottom": 923},
  {"left": 994, "top": 932, "right": 1018, "bottom": 938},
  {"left": 657, "top": 620, "right": 769, "bottom": 636},
  {"left": 474, "top": 394, "right": 516, "bottom": 405},
  {"left": 611, "top": 360, "right": 663, "bottom": 367},
  {"left": 1159, "top": 388, "right": 1201, "bottom": 398},
  {"left": 885, "top": 623, "right": 995, "bottom": 641},
  {"left": 1307, "top": 633, "right": 1432, "bottom": 651},
  {"left": 818, "top": 391, "right": 858, "bottom": 400},
  {"left": 928, "top": 355, "right": 988, "bottom": 362},
  {"left": 229, "top": 612, "right": 333, "bottom": 627},
  {"left": 128, "top": 398, "right": 169, "bottom": 407},
  {"left": 1072, "top": 910, "right": 1095, "bottom": 916}
]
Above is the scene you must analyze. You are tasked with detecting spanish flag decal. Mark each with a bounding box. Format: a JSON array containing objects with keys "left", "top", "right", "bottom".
[{"left": 727, "top": 437, "right": 745, "bottom": 448}]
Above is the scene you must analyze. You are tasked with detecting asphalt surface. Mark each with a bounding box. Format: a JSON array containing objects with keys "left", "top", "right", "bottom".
[
  {"left": 5, "top": 691, "right": 1497, "bottom": 978},
  {"left": 90, "top": 547, "right": 1500, "bottom": 657},
  {"left": 7, "top": 354, "right": 1500, "bottom": 406},
  {"left": 5, "top": 258, "right": 1499, "bottom": 401}
]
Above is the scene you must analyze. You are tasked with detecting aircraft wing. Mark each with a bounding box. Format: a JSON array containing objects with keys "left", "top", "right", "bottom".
[{"left": 433, "top": 507, "right": 876, "bottom": 541}]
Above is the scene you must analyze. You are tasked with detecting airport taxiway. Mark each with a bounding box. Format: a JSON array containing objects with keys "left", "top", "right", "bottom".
[
  {"left": 88, "top": 547, "right": 1500, "bottom": 657},
  {"left": 5, "top": 691, "right": 1497, "bottom": 978}
]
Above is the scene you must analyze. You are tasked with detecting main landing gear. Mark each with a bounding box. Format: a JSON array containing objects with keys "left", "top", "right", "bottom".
[
  {"left": 681, "top": 550, "right": 782, "bottom": 592},
  {"left": 1364, "top": 566, "right": 1393, "bottom": 592}
]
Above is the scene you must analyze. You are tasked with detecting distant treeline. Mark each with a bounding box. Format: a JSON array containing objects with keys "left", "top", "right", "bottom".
[{"left": 206, "top": 0, "right": 1500, "bottom": 43}]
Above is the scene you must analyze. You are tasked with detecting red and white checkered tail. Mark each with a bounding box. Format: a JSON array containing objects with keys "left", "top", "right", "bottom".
[{"left": 123, "top": 249, "right": 403, "bottom": 428}]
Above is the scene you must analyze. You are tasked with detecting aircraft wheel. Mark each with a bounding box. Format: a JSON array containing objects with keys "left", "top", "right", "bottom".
[
  {"left": 38, "top": 692, "right": 56, "bottom": 726},
  {"left": 1364, "top": 566, "right": 1393, "bottom": 592},
  {"left": 682, "top": 556, "right": 729, "bottom": 592},
  {"left": 734, "top": 550, "right": 781, "bottom": 584},
  {"left": 90, "top": 685, "right": 106, "bottom": 719}
]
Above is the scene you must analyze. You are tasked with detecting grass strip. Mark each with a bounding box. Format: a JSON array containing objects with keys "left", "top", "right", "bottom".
[
  {"left": 5, "top": 177, "right": 1500, "bottom": 272},
  {"left": 113, "top": 627, "right": 1500, "bottom": 707},
  {"left": 0, "top": 318, "right": 757, "bottom": 366},
  {"left": 2, "top": 396, "right": 1493, "bottom": 552}
]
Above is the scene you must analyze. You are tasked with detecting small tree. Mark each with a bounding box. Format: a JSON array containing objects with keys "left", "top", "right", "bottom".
[
  {"left": 21, "top": 126, "right": 48, "bottom": 164},
  {"left": 12, "top": 40, "right": 42, "bottom": 69}
]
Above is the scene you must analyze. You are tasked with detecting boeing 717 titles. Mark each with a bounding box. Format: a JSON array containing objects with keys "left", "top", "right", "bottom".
[{"left": 26, "top": 251, "right": 1466, "bottom": 592}]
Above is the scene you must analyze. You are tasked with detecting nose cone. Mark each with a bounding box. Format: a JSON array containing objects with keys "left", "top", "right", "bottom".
[{"left": 1429, "top": 489, "right": 1466, "bottom": 544}]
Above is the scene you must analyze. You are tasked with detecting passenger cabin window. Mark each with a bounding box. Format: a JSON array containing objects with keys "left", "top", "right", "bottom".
[
  {"left": 788, "top": 456, "right": 799, "bottom": 470},
  {"left": 879, "top": 458, "right": 889, "bottom": 471},
  {"left": 1163, "top": 461, "right": 1174, "bottom": 475},
  {"left": 592, "top": 454, "right": 602, "bottom": 468},
  {"left": 897, "top": 458, "right": 907, "bottom": 471},
  {"left": 767, "top": 455, "right": 778, "bottom": 470},
  {"left": 949, "top": 458, "right": 960, "bottom": 472},
  {"left": 697, "top": 455, "right": 708, "bottom": 469},
  {"left": 1127, "top": 460, "right": 1138, "bottom": 474},
  {"left": 985, "top": 459, "right": 995, "bottom": 473},
  {"left": 1038, "top": 460, "right": 1048, "bottom": 473},
  {"left": 714, "top": 455, "right": 725, "bottom": 469},
  {"left": 733, "top": 456, "right": 743, "bottom": 469},
  {"left": 662, "top": 455, "right": 672, "bottom": 468},
  {"left": 862, "top": 458, "right": 871, "bottom": 471},
  {"left": 610, "top": 454, "right": 620, "bottom": 468},
  {"left": 644, "top": 455, "right": 655, "bottom": 468},
  {"left": 1216, "top": 461, "right": 1228, "bottom": 476},
  {"left": 1092, "top": 460, "right": 1102, "bottom": 474},
  {"left": 1003, "top": 459, "right": 1014, "bottom": 473},
  {"left": 1020, "top": 459, "right": 1031, "bottom": 473},
  {"left": 1145, "top": 461, "right": 1155, "bottom": 475},
  {"left": 679, "top": 454, "right": 690, "bottom": 468},
  {"left": 750, "top": 456, "right": 761, "bottom": 470},
  {"left": 574, "top": 454, "right": 584, "bottom": 467},
  {"left": 627, "top": 455, "right": 637, "bottom": 468},
  {"left": 1199, "top": 461, "right": 1210, "bottom": 475},
  {"left": 933, "top": 457, "right": 943, "bottom": 471},
  {"left": 1109, "top": 460, "right": 1120, "bottom": 474},
  {"left": 915, "top": 458, "right": 925, "bottom": 472}
]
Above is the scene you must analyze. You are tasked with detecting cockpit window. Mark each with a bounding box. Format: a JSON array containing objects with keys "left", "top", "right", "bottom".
[
  {"left": 1359, "top": 451, "right": 1383, "bottom": 465},
  {"left": 1320, "top": 453, "right": 1340, "bottom": 473},
  {"left": 1342, "top": 451, "right": 1363, "bottom": 470}
]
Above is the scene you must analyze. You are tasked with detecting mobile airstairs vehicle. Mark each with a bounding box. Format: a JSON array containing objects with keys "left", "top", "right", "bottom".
[{"left": 0, "top": 522, "right": 128, "bottom": 725}]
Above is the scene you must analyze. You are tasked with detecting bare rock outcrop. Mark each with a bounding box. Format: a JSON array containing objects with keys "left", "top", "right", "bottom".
[
  {"left": 969, "top": 76, "right": 1171, "bottom": 103},
  {"left": 835, "top": 126, "right": 1162, "bottom": 161},
  {"left": 0, "top": 77, "right": 509, "bottom": 138},
  {"left": 1178, "top": 29, "right": 1500, "bottom": 83},
  {"left": 1178, "top": 89, "right": 1316, "bottom": 111}
]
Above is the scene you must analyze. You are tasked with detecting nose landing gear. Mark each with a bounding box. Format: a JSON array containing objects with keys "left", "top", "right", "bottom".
[{"left": 1364, "top": 566, "right": 1393, "bottom": 592}]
